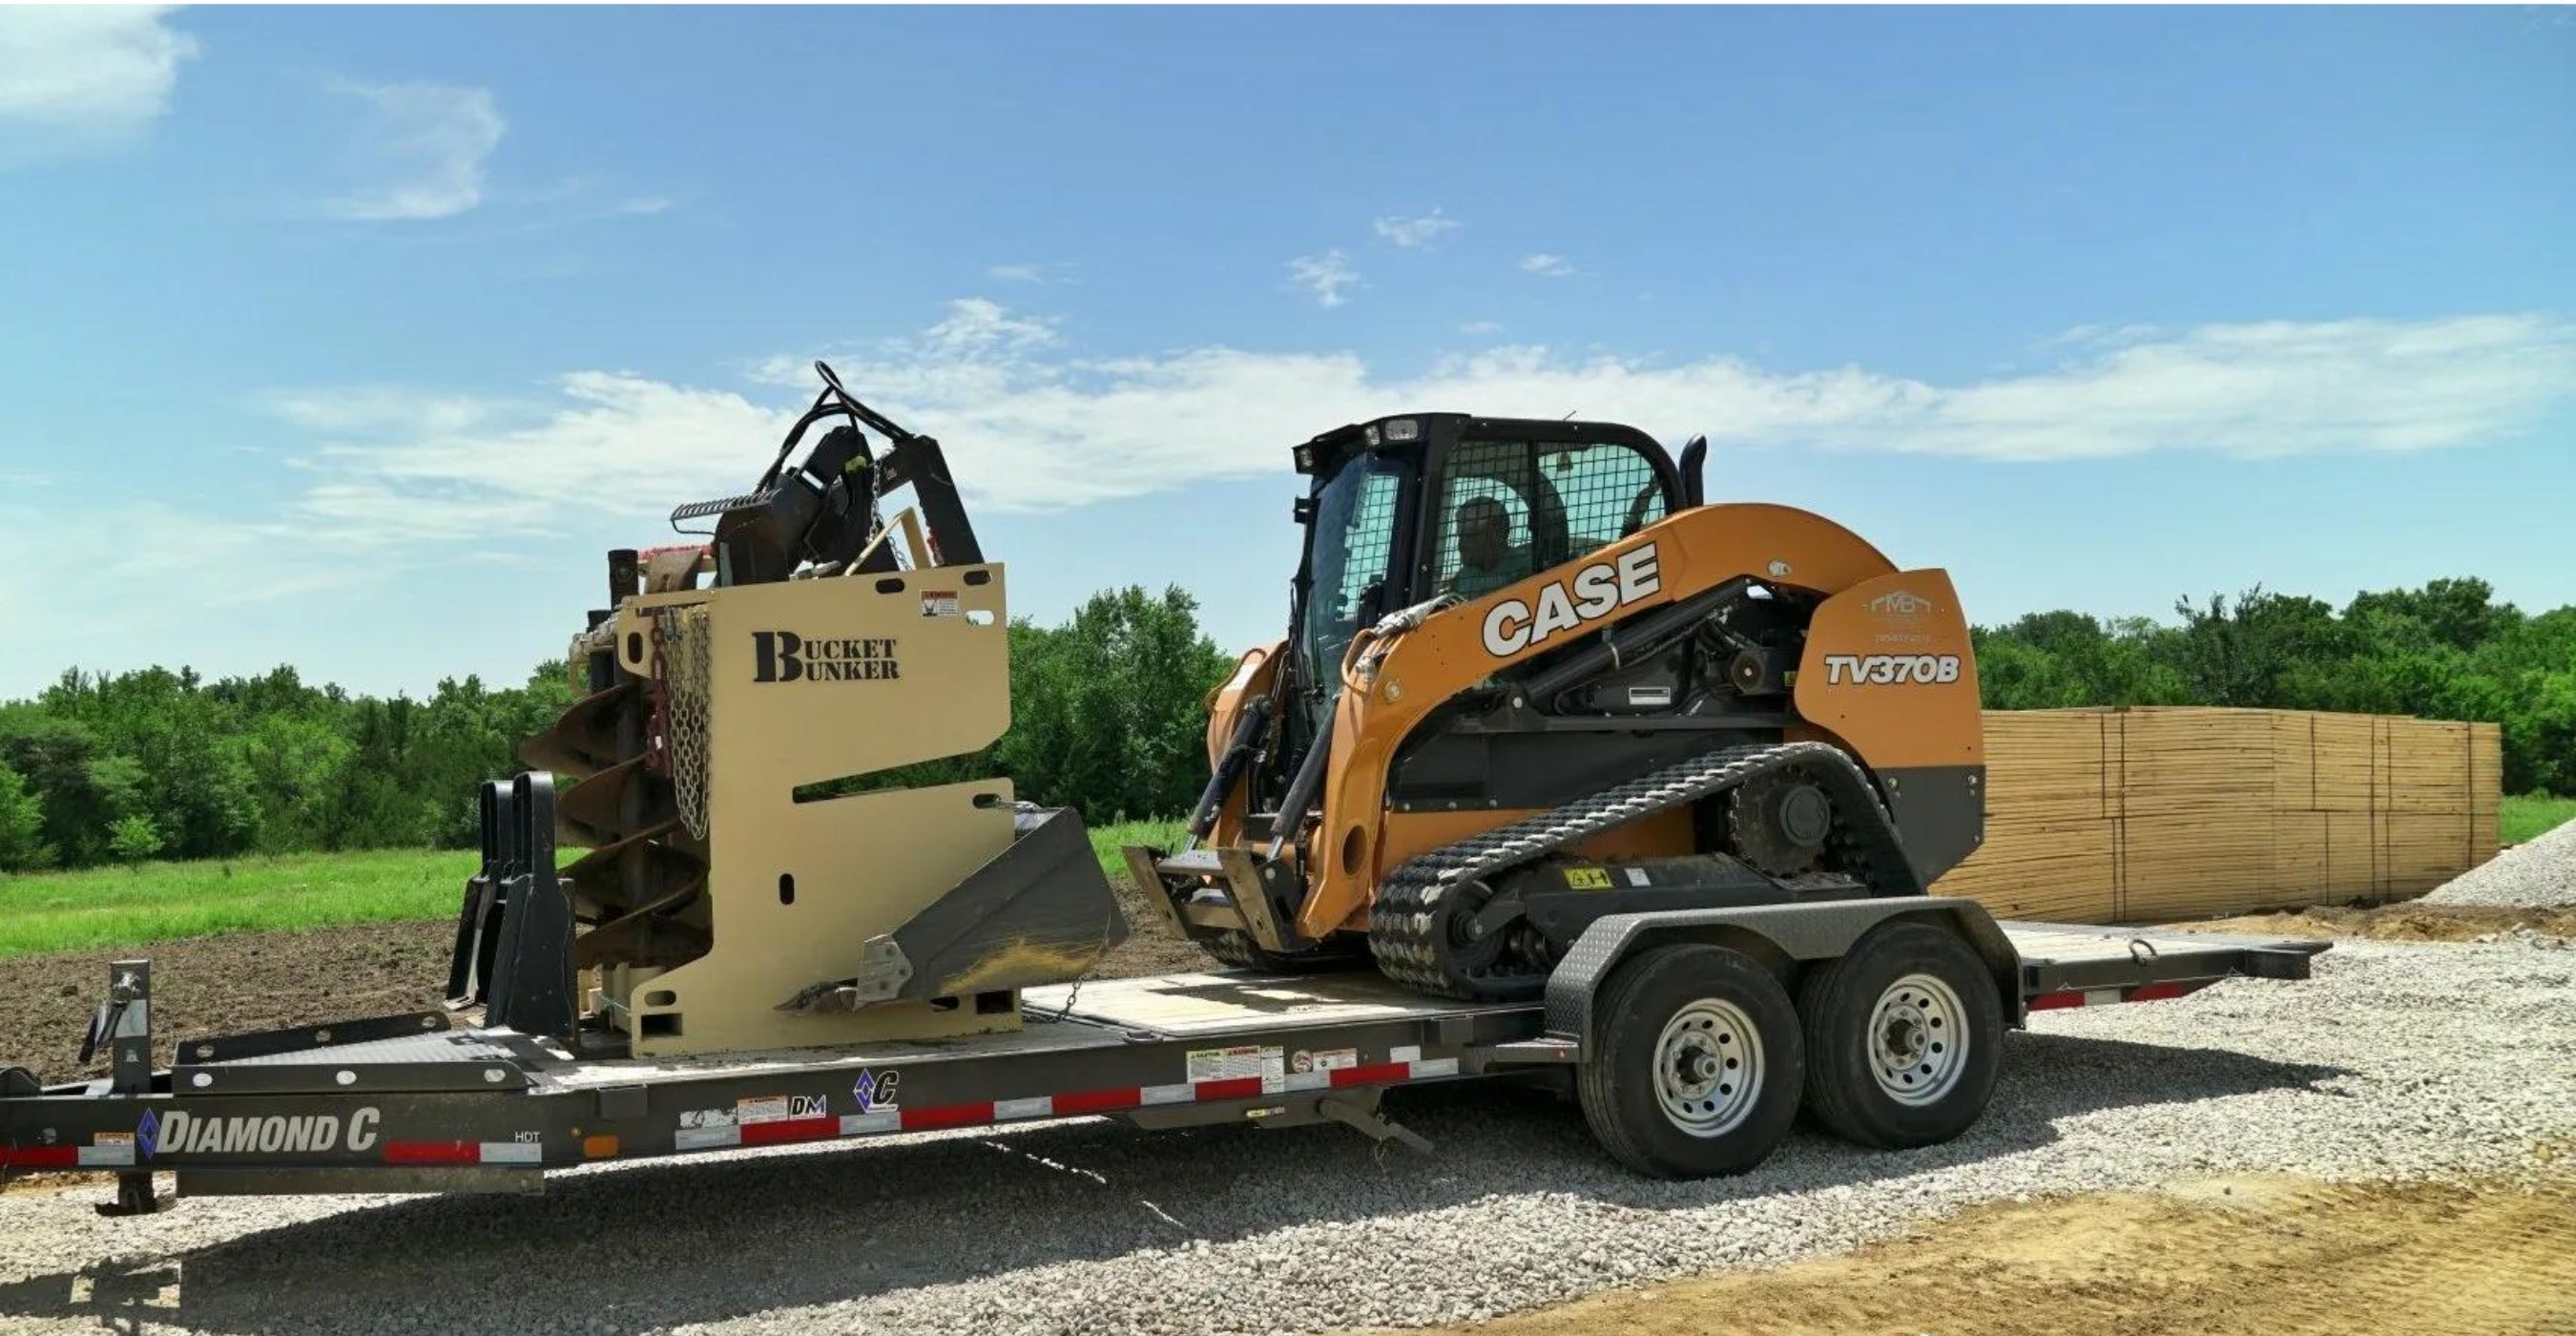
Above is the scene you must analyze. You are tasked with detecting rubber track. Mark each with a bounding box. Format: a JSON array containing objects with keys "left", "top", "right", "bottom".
[
  {"left": 1196, "top": 928, "right": 1368, "bottom": 974},
  {"left": 1366, "top": 741, "right": 1922, "bottom": 1000}
]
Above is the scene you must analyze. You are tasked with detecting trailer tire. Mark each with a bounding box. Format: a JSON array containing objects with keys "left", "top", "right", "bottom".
[
  {"left": 1577, "top": 944, "right": 1803, "bottom": 1179},
  {"left": 1797, "top": 920, "right": 2002, "bottom": 1150}
]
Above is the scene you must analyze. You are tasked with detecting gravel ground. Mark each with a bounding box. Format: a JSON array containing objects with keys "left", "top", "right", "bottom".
[
  {"left": 3, "top": 932, "right": 2569, "bottom": 1336},
  {"left": 2424, "top": 817, "right": 2576, "bottom": 908}
]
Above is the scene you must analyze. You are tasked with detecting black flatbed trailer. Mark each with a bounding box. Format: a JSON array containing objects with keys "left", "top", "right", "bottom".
[{"left": 1, "top": 901, "right": 2324, "bottom": 1210}]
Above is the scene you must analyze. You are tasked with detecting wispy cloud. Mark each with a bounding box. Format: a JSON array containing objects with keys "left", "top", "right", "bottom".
[
  {"left": 1288, "top": 250, "right": 1360, "bottom": 308},
  {"left": 111, "top": 307, "right": 2575, "bottom": 585},
  {"left": 1458, "top": 321, "right": 1505, "bottom": 337},
  {"left": 323, "top": 79, "right": 505, "bottom": 221},
  {"left": 1520, "top": 253, "right": 1577, "bottom": 278},
  {"left": 987, "top": 261, "right": 1079, "bottom": 284},
  {"left": 0, "top": 6, "right": 197, "bottom": 160},
  {"left": 1373, "top": 209, "right": 1461, "bottom": 250},
  {"left": 761, "top": 307, "right": 2576, "bottom": 510}
]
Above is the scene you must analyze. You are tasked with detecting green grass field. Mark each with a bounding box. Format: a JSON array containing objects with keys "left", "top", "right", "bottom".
[
  {"left": 12, "top": 800, "right": 2563, "bottom": 963},
  {"left": 0, "top": 820, "right": 1189, "bottom": 961},
  {"left": 2502, "top": 794, "right": 2576, "bottom": 845}
]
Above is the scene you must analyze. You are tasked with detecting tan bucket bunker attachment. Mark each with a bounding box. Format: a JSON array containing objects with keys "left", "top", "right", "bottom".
[{"left": 447, "top": 364, "right": 1126, "bottom": 1058}]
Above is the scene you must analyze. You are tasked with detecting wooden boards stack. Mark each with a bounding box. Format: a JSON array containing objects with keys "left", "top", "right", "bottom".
[{"left": 1935, "top": 706, "right": 2500, "bottom": 924}]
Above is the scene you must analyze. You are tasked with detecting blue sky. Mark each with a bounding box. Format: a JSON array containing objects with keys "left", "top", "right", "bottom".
[{"left": 1, "top": 5, "right": 2570, "bottom": 699}]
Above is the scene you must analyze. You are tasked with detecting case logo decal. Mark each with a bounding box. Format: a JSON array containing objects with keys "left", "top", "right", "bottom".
[{"left": 1481, "top": 544, "right": 1662, "bottom": 658}]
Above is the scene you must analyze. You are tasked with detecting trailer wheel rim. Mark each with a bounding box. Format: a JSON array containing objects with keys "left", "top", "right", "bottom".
[
  {"left": 1652, "top": 998, "right": 1764, "bottom": 1137},
  {"left": 1869, "top": 972, "right": 1966, "bottom": 1106}
]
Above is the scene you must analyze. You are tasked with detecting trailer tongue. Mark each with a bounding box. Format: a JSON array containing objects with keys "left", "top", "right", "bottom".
[{"left": 3, "top": 908, "right": 2322, "bottom": 1213}]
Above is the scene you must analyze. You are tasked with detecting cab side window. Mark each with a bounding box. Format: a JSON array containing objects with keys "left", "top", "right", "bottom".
[
  {"left": 1550, "top": 441, "right": 1668, "bottom": 555},
  {"left": 1431, "top": 439, "right": 1668, "bottom": 597}
]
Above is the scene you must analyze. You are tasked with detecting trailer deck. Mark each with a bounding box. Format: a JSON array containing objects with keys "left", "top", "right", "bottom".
[{"left": 2, "top": 911, "right": 2325, "bottom": 1206}]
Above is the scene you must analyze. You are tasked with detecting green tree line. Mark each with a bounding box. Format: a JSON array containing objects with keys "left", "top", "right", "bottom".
[
  {"left": 1976, "top": 577, "right": 2572, "bottom": 796},
  {"left": 0, "top": 586, "right": 1235, "bottom": 872},
  {"left": 0, "top": 575, "right": 2563, "bottom": 874}
]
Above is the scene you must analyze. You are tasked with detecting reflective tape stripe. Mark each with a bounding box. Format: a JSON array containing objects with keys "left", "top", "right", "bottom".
[
  {"left": 2030, "top": 981, "right": 2205, "bottom": 1012},
  {"left": 672, "top": 1049, "right": 1467, "bottom": 1152},
  {"left": 1052, "top": 1087, "right": 1142, "bottom": 1117},
  {"left": 899, "top": 1101, "right": 995, "bottom": 1132},
  {"left": 739, "top": 1116, "right": 837, "bottom": 1146},
  {"left": 1193, "top": 1076, "right": 1264, "bottom": 1102},
  {"left": 384, "top": 1140, "right": 478, "bottom": 1165},
  {"left": 1, "top": 1145, "right": 78, "bottom": 1169},
  {"left": 77, "top": 1143, "right": 136, "bottom": 1168},
  {"left": 479, "top": 1140, "right": 543, "bottom": 1165}
]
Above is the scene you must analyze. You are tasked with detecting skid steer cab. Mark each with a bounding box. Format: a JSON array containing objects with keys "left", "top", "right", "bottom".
[{"left": 1130, "top": 411, "right": 1987, "bottom": 1001}]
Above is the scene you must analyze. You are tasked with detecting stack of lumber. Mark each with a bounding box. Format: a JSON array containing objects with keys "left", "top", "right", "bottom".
[{"left": 1937, "top": 706, "right": 2499, "bottom": 923}]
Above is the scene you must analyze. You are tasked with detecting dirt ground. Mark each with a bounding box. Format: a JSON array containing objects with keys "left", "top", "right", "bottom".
[
  {"left": 0, "top": 882, "right": 1208, "bottom": 1086},
  {"left": 2174, "top": 901, "right": 2576, "bottom": 943},
  {"left": 1415, "top": 1172, "right": 2576, "bottom": 1336}
]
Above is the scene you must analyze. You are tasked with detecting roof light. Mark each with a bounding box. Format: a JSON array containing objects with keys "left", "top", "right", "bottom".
[
  {"left": 1382, "top": 418, "right": 1420, "bottom": 442},
  {"left": 1363, "top": 425, "right": 1381, "bottom": 446}
]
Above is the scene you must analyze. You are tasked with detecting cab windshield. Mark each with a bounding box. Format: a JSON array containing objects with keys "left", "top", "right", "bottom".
[{"left": 1297, "top": 449, "right": 1409, "bottom": 724}]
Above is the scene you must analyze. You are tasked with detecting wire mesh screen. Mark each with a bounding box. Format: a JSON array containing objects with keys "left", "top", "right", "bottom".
[
  {"left": 663, "top": 605, "right": 715, "bottom": 839},
  {"left": 1431, "top": 439, "right": 1667, "bottom": 596},
  {"left": 1330, "top": 469, "right": 1404, "bottom": 621}
]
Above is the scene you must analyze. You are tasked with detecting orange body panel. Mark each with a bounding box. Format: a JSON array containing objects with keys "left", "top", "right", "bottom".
[
  {"left": 1202, "top": 641, "right": 1284, "bottom": 847},
  {"left": 1297, "top": 502, "right": 1907, "bottom": 939},
  {"left": 1791, "top": 570, "right": 1984, "bottom": 769}
]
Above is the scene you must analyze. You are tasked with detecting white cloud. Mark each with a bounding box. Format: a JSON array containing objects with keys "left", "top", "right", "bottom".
[
  {"left": 1288, "top": 250, "right": 1360, "bottom": 308},
  {"left": 987, "top": 262, "right": 1062, "bottom": 283},
  {"left": 323, "top": 79, "right": 505, "bottom": 221},
  {"left": 1521, "top": 253, "right": 1577, "bottom": 278},
  {"left": 190, "top": 307, "right": 2576, "bottom": 569},
  {"left": 287, "top": 373, "right": 787, "bottom": 543},
  {"left": 0, "top": 6, "right": 197, "bottom": 156},
  {"left": 1458, "top": 321, "right": 1505, "bottom": 337},
  {"left": 1373, "top": 209, "right": 1460, "bottom": 250},
  {"left": 785, "top": 307, "right": 2575, "bottom": 511}
]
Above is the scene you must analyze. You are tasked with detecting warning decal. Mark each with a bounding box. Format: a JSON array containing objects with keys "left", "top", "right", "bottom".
[
  {"left": 1186, "top": 1044, "right": 1284, "bottom": 1085},
  {"left": 1293, "top": 1048, "right": 1359, "bottom": 1075},
  {"left": 921, "top": 591, "right": 962, "bottom": 617}
]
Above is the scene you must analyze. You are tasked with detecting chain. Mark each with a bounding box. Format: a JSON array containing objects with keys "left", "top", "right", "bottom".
[{"left": 662, "top": 606, "right": 715, "bottom": 840}]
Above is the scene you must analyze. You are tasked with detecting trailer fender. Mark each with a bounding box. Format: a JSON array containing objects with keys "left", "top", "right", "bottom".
[{"left": 1541, "top": 899, "right": 2020, "bottom": 1054}]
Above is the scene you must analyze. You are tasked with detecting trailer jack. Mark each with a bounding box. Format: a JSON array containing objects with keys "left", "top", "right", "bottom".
[
  {"left": 90, "top": 960, "right": 164, "bottom": 1216},
  {"left": 1318, "top": 1095, "right": 1434, "bottom": 1156}
]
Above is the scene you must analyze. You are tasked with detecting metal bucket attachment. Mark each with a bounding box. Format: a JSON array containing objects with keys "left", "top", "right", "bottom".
[{"left": 781, "top": 805, "right": 1129, "bottom": 1012}]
